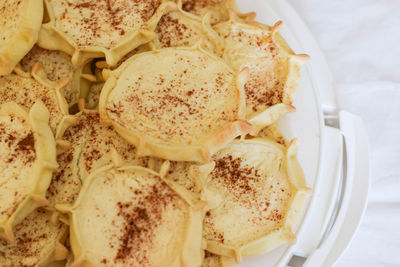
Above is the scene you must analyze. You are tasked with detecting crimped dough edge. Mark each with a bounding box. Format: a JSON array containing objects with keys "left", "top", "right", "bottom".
[
  {"left": 0, "top": 0, "right": 43, "bottom": 76},
  {"left": 99, "top": 46, "right": 253, "bottom": 163},
  {"left": 0, "top": 101, "right": 58, "bottom": 242},
  {"left": 38, "top": 0, "right": 177, "bottom": 67},
  {"left": 57, "top": 164, "right": 205, "bottom": 267},
  {"left": 203, "top": 138, "right": 311, "bottom": 262}
]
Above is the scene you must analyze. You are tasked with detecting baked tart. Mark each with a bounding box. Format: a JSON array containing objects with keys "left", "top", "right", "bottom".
[
  {"left": 152, "top": 2, "right": 218, "bottom": 52},
  {"left": 203, "top": 138, "right": 311, "bottom": 262},
  {"left": 57, "top": 164, "right": 204, "bottom": 266},
  {"left": 0, "top": 102, "right": 57, "bottom": 241},
  {"left": 0, "top": 209, "right": 68, "bottom": 267},
  {"left": 38, "top": 0, "right": 176, "bottom": 66},
  {"left": 214, "top": 16, "right": 309, "bottom": 133},
  {"left": 0, "top": 0, "right": 43, "bottom": 75},
  {"left": 99, "top": 46, "right": 253, "bottom": 162},
  {"left": 48, "top": 110, "right": 152, "bottom": 206},
  {"left": 0, "top": 63, "right": 70, "bottom": 134}
]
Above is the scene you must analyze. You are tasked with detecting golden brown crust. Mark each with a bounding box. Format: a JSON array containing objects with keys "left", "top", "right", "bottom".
[{"left": 38, "top": 0, "right": 177, "bottom": 66}]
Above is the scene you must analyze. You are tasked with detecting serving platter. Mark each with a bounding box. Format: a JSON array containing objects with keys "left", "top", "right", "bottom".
[{"left": 236, "top": 1, "right": 370, "bottom": 266}]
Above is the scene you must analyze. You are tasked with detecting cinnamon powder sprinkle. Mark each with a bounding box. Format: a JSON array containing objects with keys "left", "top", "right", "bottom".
[
  {"left": 107, "top": 52, "right": 236, "bottom": 144},
  {"left": 206, "top": 151, "right": 292, "bottom": 233},
  {"left": 0, "top": 75, "right": 63, "bottom": 133},
  {"left": 15, "top": 132, "right": 36, "bottom": 164},
  {"left": 58, "top": 0, "right": 162, "bottom": 46},
  {"left": 0, "top": 120, "right": 36, "bottom": 165},
  {"left": 220, "top": 27, "right": 287, "bottom": 111},
  {"left": 211, "top": 155, "right": 261, "bottom": 199},
  {"left": 0, "top": 209, "right": 64, "bottom": 266},
  {"left": 155, "top": 13, "right": 192, "bottom": 48},
  {"left": 114, "top": 182, "right": 177, "bottom": 264},
  {"left": 245, "top": 78, "right": 283, "bottom": 111}
]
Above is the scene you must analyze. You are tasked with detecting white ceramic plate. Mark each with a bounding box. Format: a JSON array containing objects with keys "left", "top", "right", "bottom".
[{"left": 236, "top": 0, "right": 324, "bottom": 266}]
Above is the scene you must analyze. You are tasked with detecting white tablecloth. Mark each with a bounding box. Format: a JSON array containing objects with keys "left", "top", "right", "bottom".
[{"left": 288, "top": 1, "right": 400, "bottom": 266}]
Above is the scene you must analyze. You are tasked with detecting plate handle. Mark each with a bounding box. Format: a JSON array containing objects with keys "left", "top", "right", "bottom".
[{"left": 301, "top": 111, "right": 370, "bottom": 266}]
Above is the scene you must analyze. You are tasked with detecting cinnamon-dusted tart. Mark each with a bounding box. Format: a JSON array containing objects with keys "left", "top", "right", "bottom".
[
  {"left": 152, "top": 2, "right": 219, "bottom": 52},
  {"left": 0, "top": 63, "right": 69, "bottom": 134},
  {"left": 49, "top": 110, "right": 152, "bottom": 206},
  {"left": 57, "top": 165, "right": 204, "bottom": 267},
  {"left": 203, "top": 138, "right": 311, "bottom": 262},
  {"left": 214, "top": 17, "right": 309, "bottom": 133},
  {"left": 99, "top": 46, "right": 253, "bottom": 163},
  {"left": 0, "top": 209, "right": 68, "bottom": 267},
  {"left": 0, "top": 0, "right": 43, "bottom": 76},
  {"left": 0, "top": 102, "right": 57, "bottom": 242},
  {"left": 38, "top": 0, "right": 176, "bottom": 67},
  {"left": 19, "top": 45, "right": 92, "bottom": 106}
]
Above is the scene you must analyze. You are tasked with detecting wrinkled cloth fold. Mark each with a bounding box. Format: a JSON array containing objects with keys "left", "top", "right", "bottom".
[{"left": 289, "top": 0, "right": 400, "bottom": 266}]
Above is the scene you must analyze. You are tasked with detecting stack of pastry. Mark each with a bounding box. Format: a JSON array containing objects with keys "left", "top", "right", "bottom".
[{"left": 0, "top": 0, "right": 312, "bottom": 266}]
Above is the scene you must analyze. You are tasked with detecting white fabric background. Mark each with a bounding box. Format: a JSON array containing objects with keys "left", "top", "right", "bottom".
[{"left": 288, "top": 1, "right": 400, "bottom": 266}]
